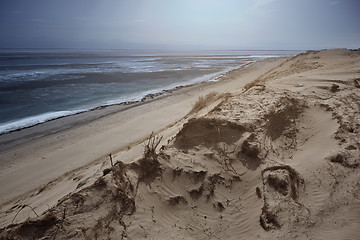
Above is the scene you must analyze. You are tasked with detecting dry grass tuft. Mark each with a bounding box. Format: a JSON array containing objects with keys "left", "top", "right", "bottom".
[
  {"left": 130, "top": 132, "right": 163, "bottom": 185},
  {"left": 189, "top": 91, "right": 219, "bottom": 114}
]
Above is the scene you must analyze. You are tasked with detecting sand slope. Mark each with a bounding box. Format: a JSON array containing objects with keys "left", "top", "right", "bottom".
[{"left": 1, "top": 49, "right": 360, "bottom": 239}]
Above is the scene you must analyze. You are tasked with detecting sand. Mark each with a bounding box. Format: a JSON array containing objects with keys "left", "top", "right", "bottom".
[{"left": 0, "top": 49, "right": 359, "bottom": 239}]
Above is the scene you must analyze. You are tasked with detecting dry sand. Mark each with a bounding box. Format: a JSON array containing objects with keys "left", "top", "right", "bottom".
[{"left": 0, "top": 49, "right": 359, "bottom": 239}]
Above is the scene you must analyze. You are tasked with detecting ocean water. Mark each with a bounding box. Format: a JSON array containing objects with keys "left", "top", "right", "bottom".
[{"left": 0, "top": 49, "right": 300, "bottom": 134}]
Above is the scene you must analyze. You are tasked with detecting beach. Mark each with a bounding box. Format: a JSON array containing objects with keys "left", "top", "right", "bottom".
[
  {"left": 1, "top": 49, "right": 360, "bottom": 239},
  {"left": 0, "top": 56, "right": 285, "bottom": 205}
]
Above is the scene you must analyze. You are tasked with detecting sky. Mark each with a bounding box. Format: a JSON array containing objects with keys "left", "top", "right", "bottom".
[{"left": 0, "top": 0, "right": 359, "bottom": 50}]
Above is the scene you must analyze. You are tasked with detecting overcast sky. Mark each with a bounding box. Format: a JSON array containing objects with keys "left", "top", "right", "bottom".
[{"left": 0, "top": 0, "right": 359, "bottom": 50}]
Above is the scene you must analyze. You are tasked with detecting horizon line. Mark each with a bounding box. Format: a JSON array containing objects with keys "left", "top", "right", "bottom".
[{"left": 0, "top": 47, "right": 310, "bottom": 52}]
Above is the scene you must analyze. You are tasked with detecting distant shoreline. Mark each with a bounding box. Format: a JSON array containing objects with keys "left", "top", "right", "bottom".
[
  {"left": 0, "top": 63, "right": 252, "bottom": 136},
  {"left": 0, "top": 60, "right": 260, "bottom": 154}
]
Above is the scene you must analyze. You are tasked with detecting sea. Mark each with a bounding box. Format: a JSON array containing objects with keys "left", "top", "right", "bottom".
[{"left": 0, "top": 49, "right": 301, "bottom": 134}]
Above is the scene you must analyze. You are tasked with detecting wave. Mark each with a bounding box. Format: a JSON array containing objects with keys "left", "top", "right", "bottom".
[
  {"left": 0, "top": 63, "right": 250, "bottom": 135},
  {"left": 0, "top": 110, "right": 83, "bottom": 134},
  {"left": 0, "top": 62, "right": 197, "bottom": 83}
]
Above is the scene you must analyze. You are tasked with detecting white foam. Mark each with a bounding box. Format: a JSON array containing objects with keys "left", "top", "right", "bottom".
[{"left": 0, "top": 110, "right": 82, "bottom": 134}]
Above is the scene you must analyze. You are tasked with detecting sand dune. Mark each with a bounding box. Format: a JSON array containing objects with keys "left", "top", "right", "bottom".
[{"left": 1, "top": 49, "right": 360, "bottom": 239}]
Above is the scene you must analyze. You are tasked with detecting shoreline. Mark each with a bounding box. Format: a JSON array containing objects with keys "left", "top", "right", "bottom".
[
  {"left": 0, "top": 61, "right": 258, "bottom": 152},
  {"left": 0, "top": 62, "right": 253, "bottom": 136},
  {"left": 0, "top": 57, "right": 287, "bottom": 205}
]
